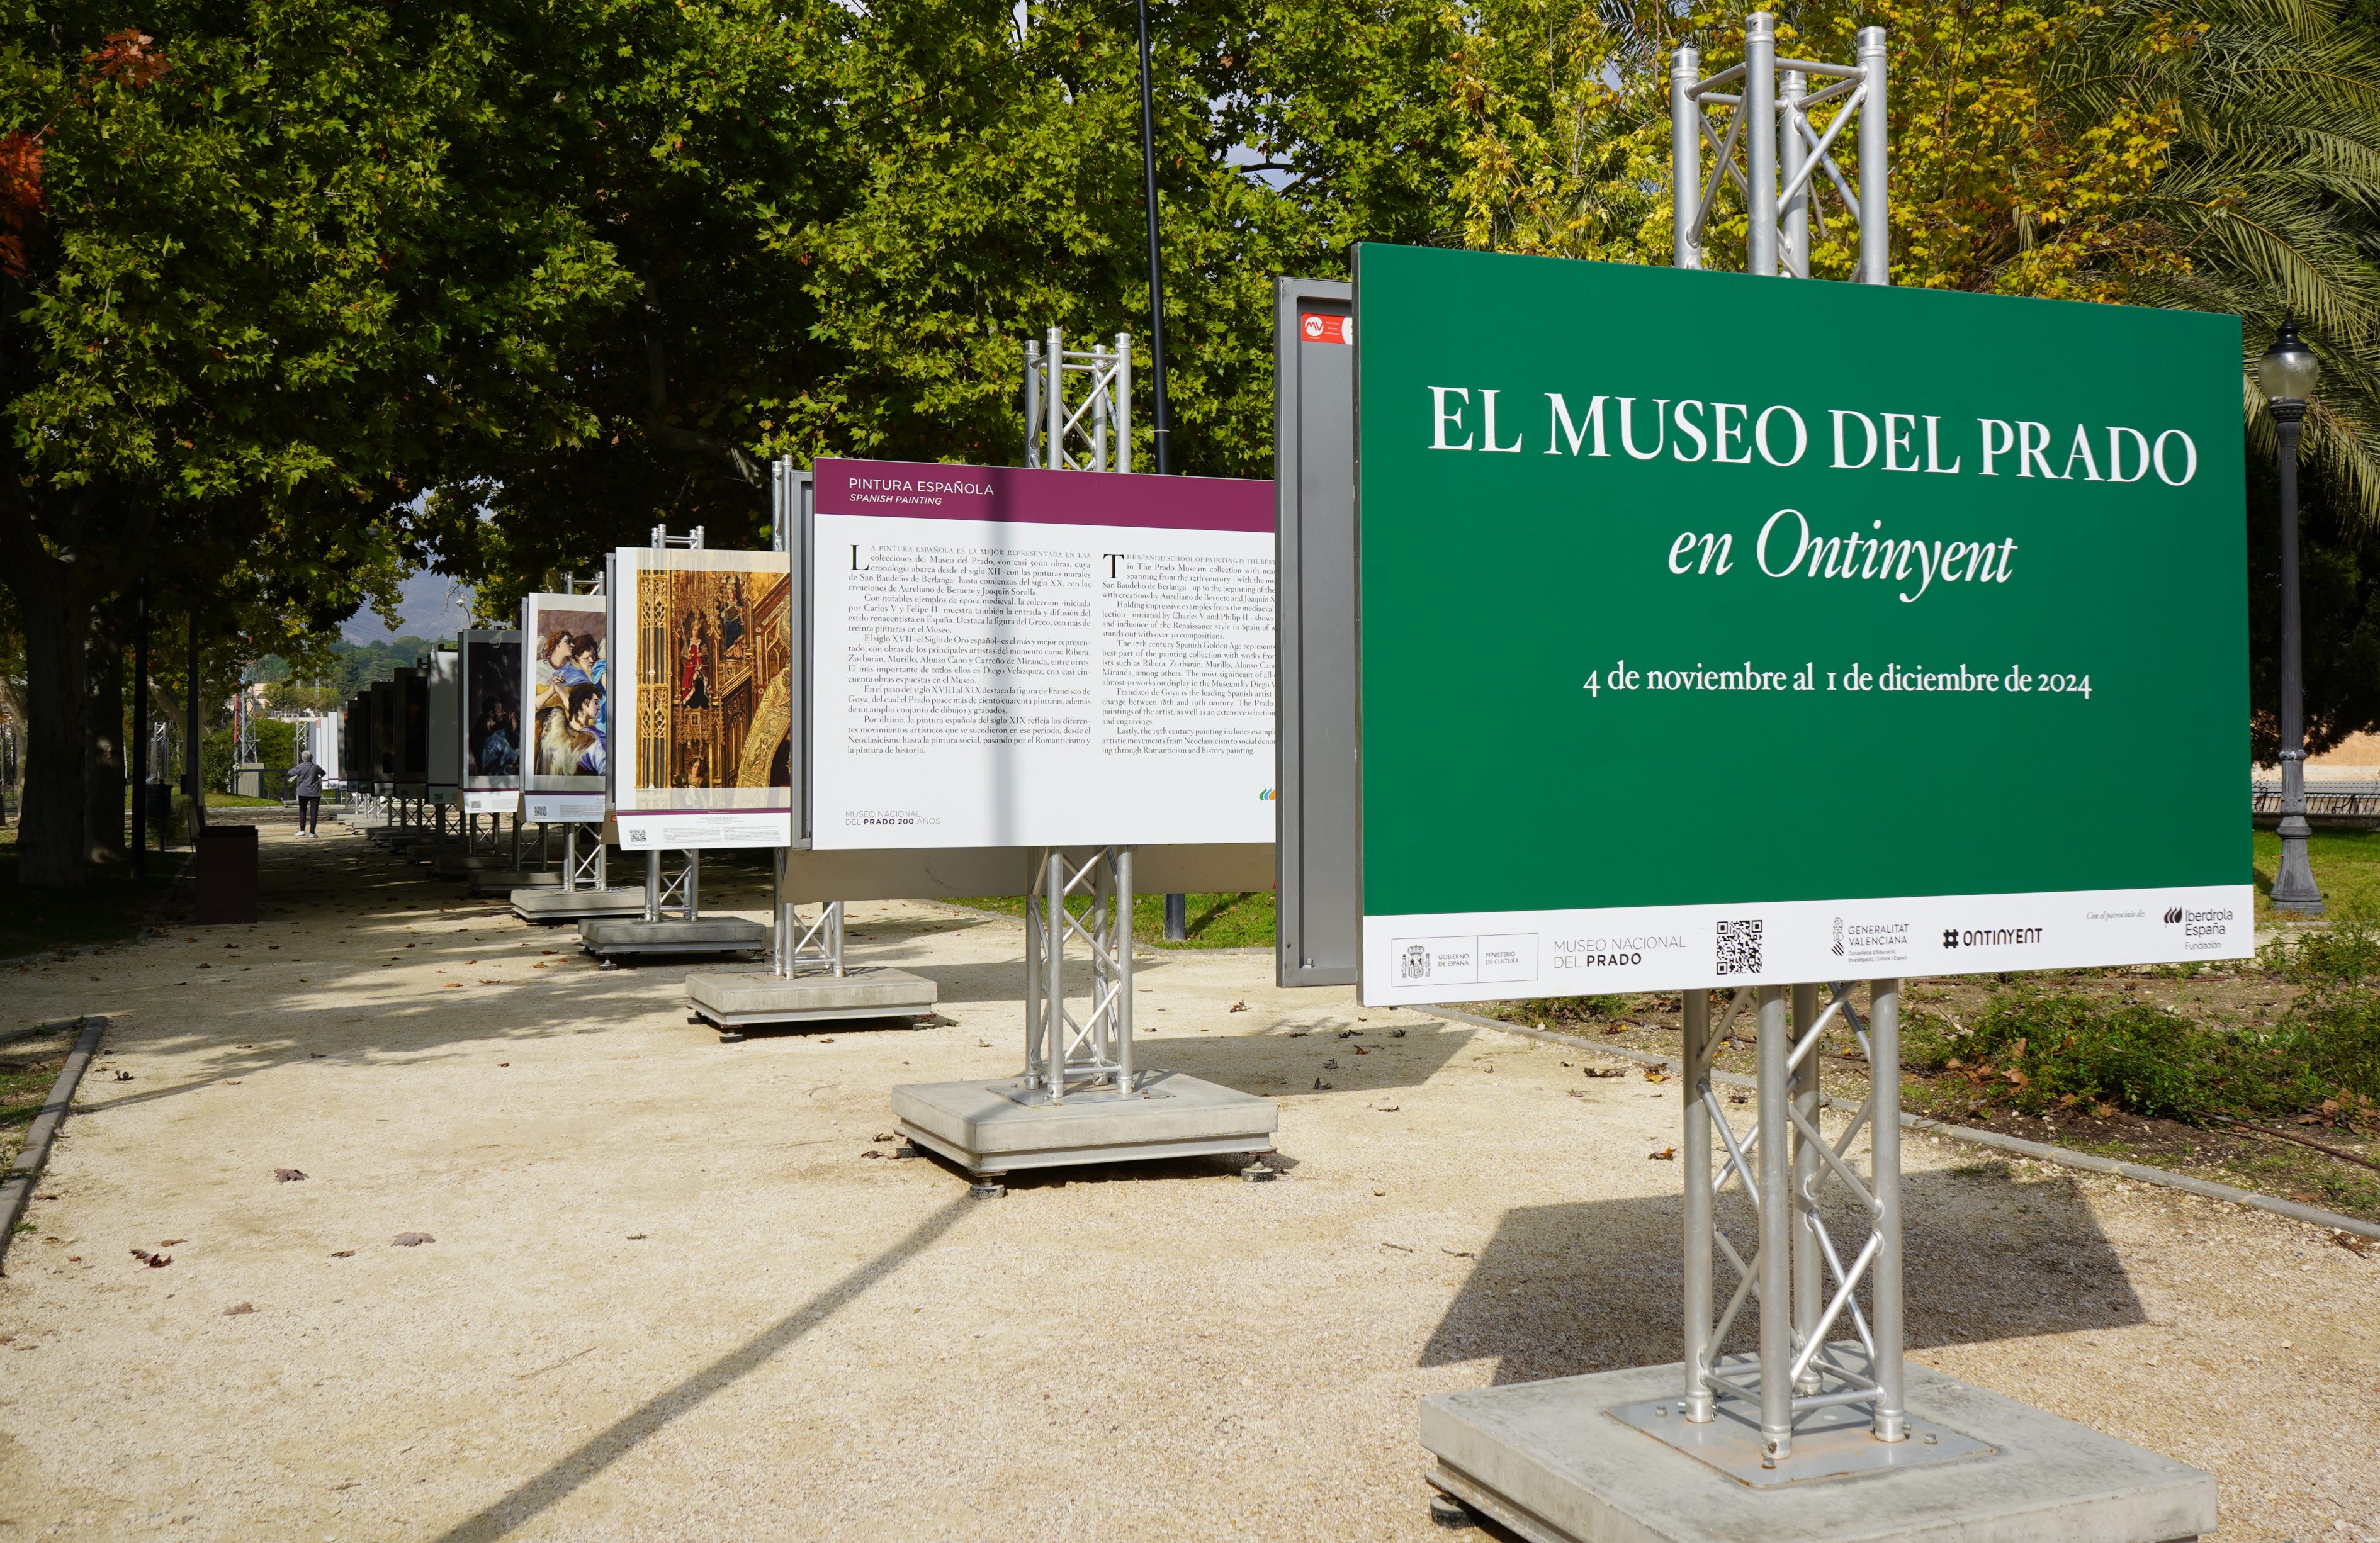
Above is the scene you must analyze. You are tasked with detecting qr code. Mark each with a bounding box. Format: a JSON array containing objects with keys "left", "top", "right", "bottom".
[{"left": 1716, "top": 919, "right": 1763, "bottom": 976}]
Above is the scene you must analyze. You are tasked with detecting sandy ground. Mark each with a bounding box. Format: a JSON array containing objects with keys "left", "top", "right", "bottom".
[{"left": 0, "top": 819, "right": 2375, "bottom": 1542}]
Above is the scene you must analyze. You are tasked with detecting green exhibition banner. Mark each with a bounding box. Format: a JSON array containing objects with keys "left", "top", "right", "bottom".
[{"left": 1353, "top": 243, "right": 2252, "bottom": 1006}]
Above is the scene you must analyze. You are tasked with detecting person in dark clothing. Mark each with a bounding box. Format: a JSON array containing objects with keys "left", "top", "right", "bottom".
[{"left": 286, "top": 754, "right": 325, "bottom": 834}]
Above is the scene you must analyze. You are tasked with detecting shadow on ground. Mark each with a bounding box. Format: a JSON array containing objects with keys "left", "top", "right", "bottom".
[{"left": 1420, "top": 1172, "right": 2145, "bottom": 1385}]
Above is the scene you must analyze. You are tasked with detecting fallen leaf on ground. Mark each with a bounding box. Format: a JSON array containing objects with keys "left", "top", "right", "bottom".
[
  {"left": 1649, "top": 1148, "right": 1678, "bottom": 1161},
  {"left": 130, "top": 1249, "right": 170, "bottom": 1267},
  {"left": 223, "top": 1302, "right": 255, "bottom": 1316},
  {"left": 159, "top": 1238, "right": 186, "bottom": 1247},
  {"left": 2334, "top": 1232, "right": 2373, "bottom": 1257},
  {"left": 1229, "top": 1001, "right": 1248, "bottom": 1013},
  {"left": 1583, "top": 1067, "right": 1623, "bottom": 1079},
  {"left": 1380, "top": 1242, "right": 1414, "bottom": 1252},
  {"left": 861, "top": 1150, "right": 883, "bottom": 1159},
  {"left": 1322, "top": 1058, "right": 1339, "bottom": 1070},
  {"left": 626, "top": 1233, "right": 648, "bottom": 1240},
  {"left": 1313, "top": 1078, "right": 1332, "bottom": 1090},
  {"left": 330, "top": 1250, "right": 355, "bottom": 1258},
  {"left": 274, "top": 1169, "right": 307, "bottom": 1183},
  {"left": 111, "top": 1070, "right": 133, "bottom": 1081},
  {"left": 873, "top": 1132, "right": 894, "bottom": 1142},
  {"left": 1642, "top": 1069, "right": 1669, "bottom": 1084},
  {"left": 392, "top": 1232, "right": 434, "bottom": 1247}
]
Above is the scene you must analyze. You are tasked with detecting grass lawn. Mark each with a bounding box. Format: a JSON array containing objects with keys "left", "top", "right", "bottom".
[
  {"left": 949, "top": 889, "right": 1278, "bottom": 949},
  {"left": 0, "top": 1026, "right": 73, "bottom": 1174},
  {"left": 0, "top": 824, "right": 191, "bottom": 962},
  {"left": 2255, "top": 825, "right": 2380, "bottom": 920}
]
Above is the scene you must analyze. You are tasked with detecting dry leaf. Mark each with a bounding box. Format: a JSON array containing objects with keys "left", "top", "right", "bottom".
[
  {"left": 330, "top": 1250, "right": 355, "bottom": 1258},
  {"left": 1583, "top": 1067, "right": 1623, "bottom": 1079},
  {"left": 130, "top": 1249, "right": 171, "bottom": 1267},
  {"left": 1649, "top": 1148, "right": 1678, "bottom": 1162},
  {"left": 2332, "top": 1232, "right": 2372, "bottom": 1257},
  {"left": 223, "top": 1302, "right": 255, "bottom": 1316},
  {"left": 1643, "top": 1069, "right": 1669, "bottom": 1084},
  {"left": 392, "top": 1232, "right": 434, "bottom": 1247},
  {"left": 274, "top": 1169, "right": 307, "bottom": 1182}
]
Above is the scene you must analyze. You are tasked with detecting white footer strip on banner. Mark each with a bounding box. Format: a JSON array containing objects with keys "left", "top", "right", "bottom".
[
  {"left": 614, "top": 814, "right": 791, "bottom": 851},
  {"left": 1360, "top": 885, "right": 2256, "bottom": 1007}
]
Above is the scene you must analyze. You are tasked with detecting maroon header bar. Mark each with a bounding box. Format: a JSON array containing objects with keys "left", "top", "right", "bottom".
[{"left": 814, "top": 457, "right": 1273, "bottom": 533}]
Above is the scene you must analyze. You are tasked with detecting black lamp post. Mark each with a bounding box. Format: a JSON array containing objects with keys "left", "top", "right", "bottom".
[{"left": 2258, "top": 315, "right": 2324, "bottom": 916}]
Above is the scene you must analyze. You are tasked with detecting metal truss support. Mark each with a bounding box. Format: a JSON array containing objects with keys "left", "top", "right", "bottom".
[
  {"left": 770, "top": 861, "right": 845, "bottom": 980},
  {"left": 643, "top": 848, "right": 699, "bottom": 923},
  {"left": 1022, "top": 848, "right": 1137, "bottom": 1103},
  {"left": 1680, "top": 979, "right": 1905, "bottom": 1464},
  {"left": 561, "top": 824, "right": 607, "bottom": 892},
  {"left": 1024, "top": 328, "right": 1133, "bottom": 472},
  {"left": 1672, "top": 14, "right": 1887, "bottom": 283}
]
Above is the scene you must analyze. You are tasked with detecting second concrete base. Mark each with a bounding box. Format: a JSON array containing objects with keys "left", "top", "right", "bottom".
[
  {"left": 892, "top": 1071, "right": 1277, "bottom": 1179},
  {"left": 469, "top": 868, "right": 556, "bottom": 896},
  {"left": 510, "top": 887, "right": 651, "bottom": 924},
  {"left": 1421, "top": 1357, "right": 2216, "bottom": 1543},
  {"left": 686, "top": 967, "right": 939, "bottom": 1030},
  {"left": 578, "top": 916, "right": 769, "bottom": 959}
]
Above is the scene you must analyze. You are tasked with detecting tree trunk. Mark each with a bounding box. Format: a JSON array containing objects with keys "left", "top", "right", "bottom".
[
  {"left": 12, "top": 565, "right": 89, "bottom": 886},
  {"left": 82, "top": 598, "right": 127, "bottom": 866}
]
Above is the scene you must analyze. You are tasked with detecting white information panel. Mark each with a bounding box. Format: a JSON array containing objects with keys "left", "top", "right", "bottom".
[{"left": 811, "top": 457, "right": 1275, "bottom": 850}]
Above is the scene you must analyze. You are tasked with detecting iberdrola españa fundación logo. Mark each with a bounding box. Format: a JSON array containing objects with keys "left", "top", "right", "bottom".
[{"left": 1258, "top": 788, "right": 1275, "bottom": 801}]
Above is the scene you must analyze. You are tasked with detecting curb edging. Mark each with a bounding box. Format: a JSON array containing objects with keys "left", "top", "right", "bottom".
[
  {"left": 1434, "top": 1006, "right": 2380, "bottom": 1242},
  {"left": 0, "top": 1015, "right": 110, "bottom": 1275}
]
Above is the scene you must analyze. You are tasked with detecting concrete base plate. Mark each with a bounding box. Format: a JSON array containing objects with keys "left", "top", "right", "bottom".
[
  {"left": 510, "top": 887, "right": 650, "bottom": 924},
  {"left": 687, "top": 967, "right": 938, "bottom": 1028},
  {"left": 1421, "top": 1358, "right": 2216, "bottom": 1543},
  {"left": 469, "top": 868, "right": 556, "bottom": 896},
  {"left": 579, "top": 916, "right": 769, "bottom": 958},
  {"left": 892, "top": 1071, "right": 1277, "bottom": 1176}
]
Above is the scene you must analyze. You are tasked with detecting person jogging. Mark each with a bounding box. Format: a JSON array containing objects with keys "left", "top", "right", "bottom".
[{"left": 286, "top": 753, "right": 324, "bottom": 834}]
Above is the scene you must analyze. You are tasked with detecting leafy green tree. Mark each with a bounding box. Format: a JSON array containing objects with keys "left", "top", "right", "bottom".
[{"left": 1, "top": 3, "right": 639, "bottom": 884}]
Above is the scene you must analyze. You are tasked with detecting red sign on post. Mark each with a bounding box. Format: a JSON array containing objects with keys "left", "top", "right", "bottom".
[{"left": 1299, "top": 311, "right": 1352, "bottom": 345}]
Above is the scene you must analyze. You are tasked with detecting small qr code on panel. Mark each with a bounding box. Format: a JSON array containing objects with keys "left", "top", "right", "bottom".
[{"left": 1716, "top": 919, "right": 1763, "bottom": 976}]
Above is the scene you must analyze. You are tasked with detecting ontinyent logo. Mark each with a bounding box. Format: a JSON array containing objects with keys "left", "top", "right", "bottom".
[
  {"left": 2163, "top": 906, "right": 2185, "bottom": 924},
  {"left": 1943, "top": 926, "right": 2044, "bottom": 950}
]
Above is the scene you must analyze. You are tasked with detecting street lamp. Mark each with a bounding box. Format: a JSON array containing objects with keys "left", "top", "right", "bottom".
[{"left": 2257, "top": 314, "right": 2324, "bottom": 916}]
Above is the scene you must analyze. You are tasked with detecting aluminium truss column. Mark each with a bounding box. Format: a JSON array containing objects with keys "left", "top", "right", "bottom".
[
  {"left": 1790, "top": 982, "right": 1824, "bottom": 1395},
  {"left": 1779, "top": 68, "right": 1810, "bottom": 279},
  {"left": 1870, "top": 978, "right": 1907, "bottom": 1439},
  {"left": 1744, "top": 14, "right": 1778, "bottom": 278},
  {"left": 1680, "top": 990, "right": 1715, "bottom": 1422},
  {"left": 1670, "top": 46, "right": 1702, "bottom": 272},
  {"left": 1022, "top": 847, "right": 1136, "bottom": 1103},
  {"left": 1755, "top": 985, "right": 1794, "bottom": 1462},
  {"left": 1858, "top": 27, "right": 1890, "bottom": 285}
]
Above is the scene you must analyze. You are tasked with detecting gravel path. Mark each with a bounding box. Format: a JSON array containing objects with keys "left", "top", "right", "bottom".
[{"left": 0, "top": 822, "right": 2373, "bottom": 1540}]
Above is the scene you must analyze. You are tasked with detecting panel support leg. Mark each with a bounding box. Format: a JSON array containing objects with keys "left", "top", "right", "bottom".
[{"left": 1681, "top": 989, "right": 1715, "bottom": 1422}]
